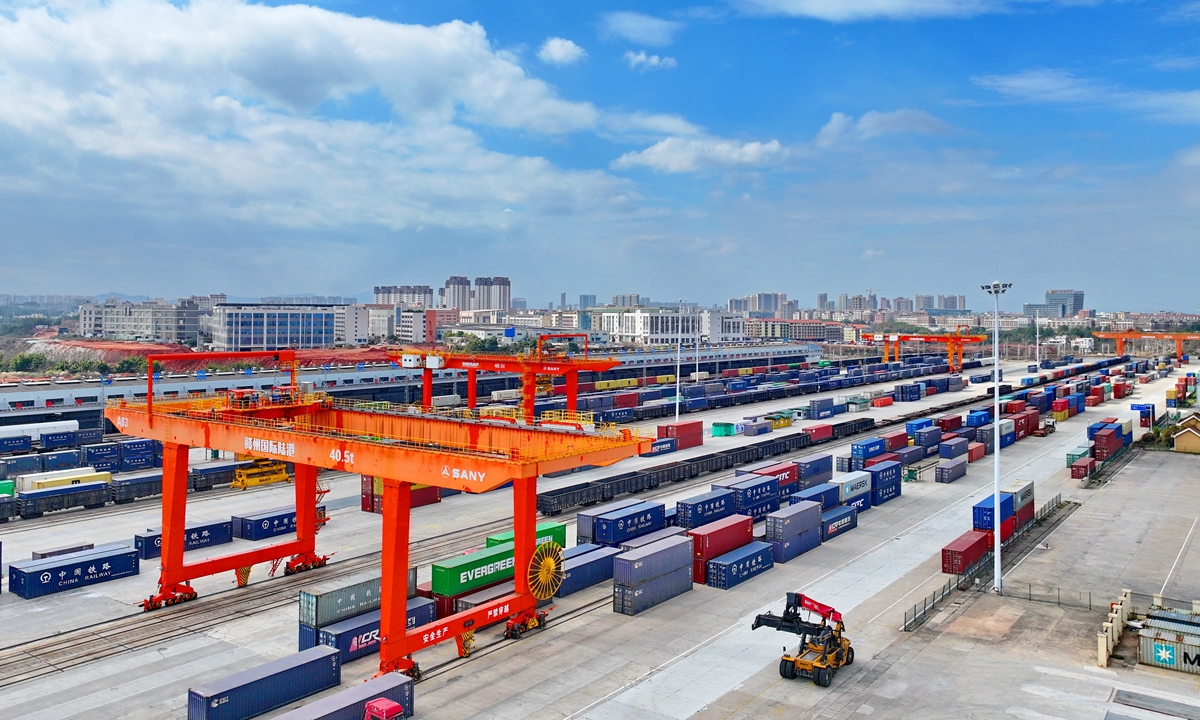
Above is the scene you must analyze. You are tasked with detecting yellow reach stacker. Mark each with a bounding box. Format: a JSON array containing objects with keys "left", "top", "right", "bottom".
[
  {"left": 231, "top": 458, "right": 292, "bottom": 490},
  {"left": 752, "top": 593, "right": 854, "bottom": 687}
]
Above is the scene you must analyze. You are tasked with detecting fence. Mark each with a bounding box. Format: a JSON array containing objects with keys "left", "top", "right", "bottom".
[{"left": 901, "top": 494, "right": 1064, "bottom": 632}]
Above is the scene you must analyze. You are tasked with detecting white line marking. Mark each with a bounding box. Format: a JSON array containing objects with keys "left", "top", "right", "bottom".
[
  {"left": 864, "top": 570, "right": 944, "bottom": 626},
  {"left": 1160, "top": 516, "right": 1198, "bottom": 595}
]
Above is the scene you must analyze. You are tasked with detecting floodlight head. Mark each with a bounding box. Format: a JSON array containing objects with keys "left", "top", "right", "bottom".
[{"left": 981, "top": 281, "right": 1011, "bottom": 296}]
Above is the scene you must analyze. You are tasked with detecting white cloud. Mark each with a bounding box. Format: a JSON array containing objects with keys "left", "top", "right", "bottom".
[
  {"left": 975, "top": 69, "right": 1200, "bottom": 123},
  {"left": 815, "top": 109, "right": 950, "bottom": 147},
  {"left": 625, "top": 51, "right": 678, "bottom": 71},
  {"left": 600, "top": 11, "right": 683, "bottom": 46},
  {"left": 538, "top": 37, "right": 586, "bottom": 65},
  {"left": 612, "top": 137, "right": 788, "bottom": 173},
  {"left": 738, "top": 0, "right": 1005, "bottom": 21}
]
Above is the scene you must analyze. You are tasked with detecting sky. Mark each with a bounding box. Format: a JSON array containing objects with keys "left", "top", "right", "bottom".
[{"left": 1, "top": 0, "right": 1198, "bottom": 313}]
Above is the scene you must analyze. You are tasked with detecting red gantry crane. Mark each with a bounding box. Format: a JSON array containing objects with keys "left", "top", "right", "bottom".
[
  {"left": 1093, "top": 331, "right": 1200, "bottom": 359},
  {"left": 870, "top": 328, "right": 987, "bottom": 373},
  {"left": 105, "top": 349, "right": 652, "bottom": 677},
  {"left": 394, "top": 333, "right": 618, "bottom": 425}
]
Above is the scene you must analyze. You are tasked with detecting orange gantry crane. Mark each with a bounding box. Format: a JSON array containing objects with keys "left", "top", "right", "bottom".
[
  {"left": 869, "top": 329, "right": 987, "bottom": 373},
  {"left": 395, "top": 333, "right": 618, "bottom": 424},
  {"left": 1093, "top": 332, "right": 1200, "bottom": 358},
  {"left": 105, "top": 350, "right": 652, "bottom": 677}
]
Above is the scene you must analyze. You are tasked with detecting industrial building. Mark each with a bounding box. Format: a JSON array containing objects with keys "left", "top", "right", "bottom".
[{"left": 208, "top": 303, "right": 368, "bottom": 351}]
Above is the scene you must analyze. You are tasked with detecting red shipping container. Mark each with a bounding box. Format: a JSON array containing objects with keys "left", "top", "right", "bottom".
[
  {"left": 942, "top": 530, "right": 990, "bottom": 574},
  {"left": 1051, "top": 399, "right": 1069, "bottom": 411},
  {"left": 864, "top": 452, "right": 901, "bottom": 468},
  {"left": 1067, "top": 406, "right": 1078, "bottom": 417},
  {"left": 1085, "top": 396, "right": 1101, "bottom": 407},
  {"left": 361, "top": 491, "right": 373, "bottom": 512},
  {"left": 926, "top": 387, "right": 937, "bottom": 396},
  {"left": 942, "top": 432, "right": 960, "bottom": 441},
  {"left": 803, "top": 424, "right": 833, "bottom": 442},
  {"left": 674, "top": 435, "right": 704, "bottom": 450},
  {"left": 578, "top": 382, "right": 596, "bottom": 393},
  {"left": 1001, "top": 516, "right": 1016, "bottom": 544},
  {"left": 1013, "top": 500, "right": 1034, "bottom": 530},
  {"left": 721, "top": 369, "right": 740, "bottom": 378},
  {"left": 1090, "top": 387, "right": 1103, "bottom": 398},
  {"left": 689, "top": 514, "right": 753, "bottom": 560},
  {"left": 613, "top": 392, "right": 639, "bottom": 408},
  {"left": 1007, "top": 400, "right": 1026, "bottom": 413},
  {"left": 754, "top": 462, "right": 799, "bottom": 488},
  {"left": 871, "top": 397, "right": 894, "bottom": 407},
  {"left": 693, "top": 557, "right": 708, "bottom": 585},
  {"left": 1071, "top": 458, "right": 1095, "bottom": 479},
  {"left": 660, "top": 421, "right": 703, "bottom": 440},
  {"left": 1100, "top": 416, "right": 1118, "bottom": 424},
  {"left": 881, "top": 430, "right": 909, "bottom": 452},
  {"left": 752, "top": 366, "right": 768, "bottom": 374},
  {"left": 411, "top": 485, "right": 441, "bottom": 507},
  {"left": 416, "top": 581, "right": 433, "bottom": 599},
  {"left": 372, "top": 494, "right": 383, "bottom": 514},
  {"left": 936, "top": 415, "right": 963, "bottom": 432},
  {"left": 967, "top": 442, "right": 986, "bottom": 462}
]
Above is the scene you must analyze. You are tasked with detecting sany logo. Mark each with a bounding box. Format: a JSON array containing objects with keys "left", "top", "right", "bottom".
[{"left": 440, "top": 466, "right": 487, "bottom": 482}]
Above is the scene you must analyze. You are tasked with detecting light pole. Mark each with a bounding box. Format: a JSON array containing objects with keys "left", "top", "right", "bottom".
[
  {"left": 1035, "top": 309, "right": 1040, "bottom": 367},
  {"left": 675, "top": 299, "right": 683, "bottom": 422},
  {"left": 982, "top": 281, "right": 1011, "bottom": 593}
]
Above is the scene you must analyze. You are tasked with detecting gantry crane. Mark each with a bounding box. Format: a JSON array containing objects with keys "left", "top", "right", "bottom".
[
  {"left": 1092, "top": 332, "right": 1200, "bottom": 359},
  {"left": 870, "top": 328, "right": 987, "bottom": 373},
  {"left": 105, "top": 350, "right": 652, "bottom": 677},
  {"left": 393, "top": 333, "right": 619, "bottom": 425}
]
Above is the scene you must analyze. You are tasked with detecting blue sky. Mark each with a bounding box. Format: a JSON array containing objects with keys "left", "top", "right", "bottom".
[{"left": 0, "top": 0, "right": 1197, "bottom": 312}]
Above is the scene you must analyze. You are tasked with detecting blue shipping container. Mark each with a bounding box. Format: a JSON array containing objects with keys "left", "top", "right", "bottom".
[
  {"left": 677, "top": 489, "right": 736, "bottom": 529},
  {"left": 41, "top": 449, "right": 82, "bottom": 471},
  {"left": 770, "top": 527, "right": 822, "bottom": 563},
  {"left": 40, "top": 431, "right": 77, "bottom": 449},
  {"left": 939, "top": 438, "right": 969, "bottom": 459},
  {"left": 740, "top": 497, "right": 781, "bottom": 522},
  {"left": 8, "top": 544, "right": 140, "bottom": 599},
  {"left": 188, "top": 646, "right": 341, "bottom": 720},
  {"left": 914, "top": 427, "right": 943, "bottom": 447},
  {"left": 731, "top": 475, "right": 779, "bottom": 509},
  {"left": 796, "top": 453, "right": 833, "bottom": 478},
  {"left": 906, "top": 418, "right": 933, "bottom": 435},
  {"left": 318, "top": 600, "right": 436, "bottom": 664},
  {"left": 851, "top": 438, "right": 886, "bottom": 459},
  {"left": 134, "top": 519, "right": 235, "bottom": 559},
  {"left": 640, "top": 438, "right": 676, "bottom": 457},
  {"left": 706, "top": 541, "right": 774, "bottom": 589},
  {"left": 0, "top": 435, "right": 32, "bottom": 453},
  {"left": 577, "top": 498, "right": 645, "bottom": 543},
  {"left": 845, "top": 493, "right": 872, "bottom": 514},
  {"left": 613, "top": 535, "right": 692, "bottom": 587},
  {"left": 871, "top": 478, "right": 902, "bottom": 506},
  {"left": 791, "top": 483, "right": 840, "bottom": 511},
  {"left": 232, "top": 506, "right": 326, "bottom": 541},
  {"left": 866, "top": 460, "right": 901, "bottom": 488},
  {"left": 973, "top": 493, "right": 1015, "bottom": 530},
  {"left": 593, "top": 502, "right": 666, "bottom": 546},
  {"left": 821, "top": 506, "right": 858, "bottom": 541},
  {"left": 613, "top": 565, "right": 692, "bottom": 616},
  {"left": 4, "top": 454, "right": 43, "bottom": 476},
  {"left": 557, "top": 546, "right": 622, "bottom": 597}
]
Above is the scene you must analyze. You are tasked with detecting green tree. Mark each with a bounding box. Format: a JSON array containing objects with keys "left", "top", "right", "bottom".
[
  {"left": 115, "top": 356, "right": 143, "bottom": 374},
  {"left": 10, "top": 353, "right": 47, "bottom": 372}
]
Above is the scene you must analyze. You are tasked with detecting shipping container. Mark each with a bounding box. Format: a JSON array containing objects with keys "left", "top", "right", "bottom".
[
  {"left": 791, "top": 483, "right": 840, "bottom": 511},
  {"left": 577, "top": 498, "right": 644, "bottom": 544},
  {"left": 594, "top": 502, "right": 666, "bottom": 546},
  {"left": 556, "top": 546, "right": 622, "bottom": 597},
  {"left": 934, "top": 458, "right": 968, "bottom": 484},
  {"left": 431, "top": 542, "right": 519, "bottom": 597},
  {"left": 830, "top": 471, "right": 871, "bottom": 501},
  {"left": 232, "top": 506, "right": 326, "bottom": 542},
  {"left": 796, "top": 453, "right": 833, "bottom": 478},
  {"left": 485, "top": 522, "right": 567, "bottom": 550},
  {"left": 942, "top": 530, "right": 990, "bottom": 574},
  {"left": 973, "top": 493, "right": 1015, "bottom": 530},
  {"left": 871, "top": 478, "right": 902, "bottom": 506},
  {"left": 677, "top": 489, "right": 735, "bottom": 529},
  {"left": 1138, "top": 628, "right": 1200, "bottom": 676},
  {"left": 613, "top": 535, "right": 693, "bottom": 587},
  {"left": 706, "top": 541, "right": 774, "bottom": 589},
  {"left": 765, "top": 500, "right": 821, "bottom": 541},
  {"left": 821, "top": 506, "right": 858, "bottom": 540},
  {"left": 619, "top": 527, "right": 686, "bottom": 552},
  {"left": 613, "top": 565, "right": 692, "bottom": 616},
  {"left": 134, "top": 519, "right": 234, "bottom": 560},
  {"left": 8, "top": 543, "right": 139, "bottom": 598},
  {"left": 865, "top": 460, "right": 901, "bottom": 489},
  {"left": 298, "top": 571, "right": 416, "bottom": 629},
  {"left": 1001, "top": 480, "right": 1034, "bottom": 509},
  {"left": 269, "top": 672, "right": 413, "bottom": 720},
  {"left": 769, "top": 526, "right": 822, "bottom": 563},
  {"left": 318, "top": 600, "right": 435, "bottom": 663},
  {"left": 187, "top": 646, "right": 341, "bottom": 720}
]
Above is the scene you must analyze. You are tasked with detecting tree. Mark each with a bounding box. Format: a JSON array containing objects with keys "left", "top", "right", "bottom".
[
  {"left": 10, "top": 353, "right": 47, "bottom": 372},
  {"left": 115, "top": 356, "right": 143, "bottom": 374}
]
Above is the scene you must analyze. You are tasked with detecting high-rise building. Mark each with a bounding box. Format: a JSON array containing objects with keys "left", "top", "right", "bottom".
[
  {"left": 848, "top": 294, "right": 869, "bottom": 311},
  {"left": 612, "top": 294, "right": 643, "bottom": 307},
  {"left": 915, "top": 295, "right": 935, "bottom": 310},
  {"left": 374, "top": 285, "right": 435, "bottom": 308},
  {"left": 511, "top": 297, "right": 527, "bottom": 311},
  {"left": 957, "top": 295, "right": 967, "bottom": 311},
  {"left": 440, "top": 276, "right": 472, "bottom": 310},
  {"left": 937, "top": 295, "right": 959, "bottom": 310},
  {"left": 837, "top": 294, "right": 849, "bottom": 311},
  {"left": 866, "top": 292, "right": 877, "bottom": 310},
  {"left": 816, "top": 293, "right": 828, "bottom": 311},
  {"left": 728, "top": 297, "right": 749, "bottom": 312},
  {"left": 560, "top": 292, "right": 567, "bottom": 312},
  {"left": 470, "top": 277, "right": 511, "bottom": 310},
  {"left": 579, "top": 294, "right": 597, "bottom": 310},
  {"left": 893, "top": 297, "right": 914, "bottom": 313},
  {"left": 879, "top": 297, "right": 892, "bottom": 311},
  {"left": 1045, "top": 289, "right": 1084, "bottom": 315}
]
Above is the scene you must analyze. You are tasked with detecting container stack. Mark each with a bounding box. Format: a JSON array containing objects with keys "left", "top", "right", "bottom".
[
  {"left": 360, "top": 475, "right": 440, "bottom": 513},
  {"left": 765, "top": 500, "right": 822, "bottom": 563},
  {"left": 707, "top": 541, "right": 774, "bottom": 589},
  {"left": 688, "top": 514, "right": 752, "bottom": 584},
  {"left": 721, "top": 474, "right": 781, "bottom": 520},
  {"left": 791, "top": 483, "right": 840, "bottom": 511},
  {"left": 556, "top": 546, "right": 623, "bottom": 597},
  {"left": 613, "top": 535, "right": 693, "bottom": 615},
  {"left": 1003, "top": 479, "right": 1035, "bottom": 530},
  {"left": 866, "top": 460, "right": 902, "bottom": 506},
  {"left": 577, "top": 499, "right": 644, "bottom": 545},
  {"left": 831, "top": 471, "right": 872, "bottom": 513},
  {"left": 941, "top": 530, "right": 990, "bottom": 574},
  {"left": 659, "top": 421, "right": 703, "bottom": 450},
  {"left": 677, "top": 489, "right": 735, "bottom": 529},
  {"left": 298, "top": 572, "right": 423, "bottom": 651},
  {"left": 592, "top": 503, "right": 664, "bottom": 547},
  {"left": 118, "top": 438, "right": 155, "bottom": 473},
  {"left": 972, "top": 494, "right": 1015, "bottom": 544}
]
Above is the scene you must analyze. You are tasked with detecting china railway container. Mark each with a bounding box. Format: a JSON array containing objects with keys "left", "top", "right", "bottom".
[
  {"left": 8, "top": 543, "right": 139, "bottom": 599},
  {"left": 431, "top": 543, "right": 518, "bottom": 597},
  {"left": 577, "top": 498, "right": 644, "bottom": 545},
  {"left": 791, "top": 483, "right": 840, "bottom": 511},
  {"left": 135, "top": 519, "right": 234, "bottom": 560},
  {"left": 556, "top": 546, "right": 622, "bottom": 597},
  {"left": 821, "top": 506, "right": 858, "bottom": 541},
  {"left": 972, "top": 493, "right": 1014, "bottom": 531},
  {"left": 299, "top": 572, "right": 415, "bottom": 629},
  {"left": 0, "top": 435, "right": 32, "bottom": 453},
  {"left": 942, "top": 530, "right": 990, "bottom": 574},
  {"left": 871, "top": 477, "right": 901, "bottom": 506},
  {"left": 706, "top": 541, "right": 773, "bottom": 589},
  {"left": 594, "top": 502, "right": 666, "bottom": 546},
  {"left": 730, "top": 474, "right": 779, "bottom": 510},
  {"left": 319, "top": 601, "right": 436, "bottom": 664},
  {"left": 187, "top": 646, "right": 340, "bottom": 720},
  {"left": 796, "top": 453, "right": 833, "bottom": 479},
  {"left": 40, "top": 431, "right": 78, "bottom": 450},
  {"left": 640, "top": 438, "right": 676, "bottom": 457},
  {"left": 270, "top": 672, "right": 414, "bottom": 720},
  {"left": 765, "top": 500, "right": 821, "bottom": 541},
  {"left": 613, "top": 565, "right": 692, "bottom": 616},
  {"left": 232, "top": 506, "right": 325, "bottom": 541},
  {"left": 619, "top": 527, "right": 686, "bottom": 552},
  {"left": 677, "top": 489, "right": 735, "bottom": 529},
  {"left": 831, "top": 471, "right": 870, "bottom": 501},
  {"left": 613, "top": 535, "right": 693, "bottom": 587},
  {"left": 486, "top": 522, "right": 567, "bottom": 550},
  {"left": 31, "top": 542, "right": 94, "bottom": 560},
  {"left": 866, "top": 460, "right": 901, "bottom": 489},
  {"left": 935, "top": 458, "right": 967, "bottom": 484},
  {"left": 3, "top": 454, "right": 43, "bottom": 476},
  {"left": 770, "top": 526, "right": 821, "bottom": 563}
]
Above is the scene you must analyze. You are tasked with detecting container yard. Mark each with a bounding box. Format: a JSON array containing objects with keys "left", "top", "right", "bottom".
[{"left": 0, "top": 349, "right": 1198, "bottom": 720}]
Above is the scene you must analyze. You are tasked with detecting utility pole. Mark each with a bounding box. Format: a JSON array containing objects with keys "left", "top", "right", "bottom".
[
  {"left": 675, "top": 299, "right": 682, "bottom": 423},
  {"left": 982, "top": 281, "right": 1011, "bottom": 594}
]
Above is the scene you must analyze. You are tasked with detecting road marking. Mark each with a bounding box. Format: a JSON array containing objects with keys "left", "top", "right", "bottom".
[
  {"left": 1160, "top": 517, "right": 1198, "bottom": 596},
  {"left": 863, "top": 570, "right": 943, "bottom": 626}
]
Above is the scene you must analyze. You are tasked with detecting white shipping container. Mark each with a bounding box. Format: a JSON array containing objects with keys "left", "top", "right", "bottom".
[
  {"left": 1139, "top": 628, "right": 1200, "bottom": 676},
  {"left": 15, "top": 466, "right": 99, "bottom": 493},
  {"left": 0, "top": 420, "right": 80, "bottom": 441},
  {"left": 1001, "top": 480, "right": 1035, "bottom": 509},
  {"left": 831, "top": 471, "right": 871, "bottom": 501}
]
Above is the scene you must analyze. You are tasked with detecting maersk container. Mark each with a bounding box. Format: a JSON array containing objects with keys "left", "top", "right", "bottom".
[
  {"left": 831, "top": 471, "right": 870, "bottom": 501},
  {"left": 865, "top": 460, "right": 901, "bottom": 488},
  {"left": 1002, "top": 480, "right": 1035, "bottom": 509},
  {"left": 821, "top": 506, "right": 858, "bottom": 541},
  {"left": 613, "top": 565, "right": 692, "bottom": 616},
  {"left": 270, "top": 672, "right": 414, "bottom": 720},
  {"left": 850, "top": 438, "right": 885, "bottom": 459},
  {"left": 135, "top": 519, "right": 234, "bottom": 560},
  {"left": 619, "top": 527, "right": 686, "bottom": 552},
  {"left": 187, "top": 646, "right": 341, "bottom": 720},
  {"left": 972, "top": 493, "right": 1014, "bottom": 530},
  {"left": 706, "top": 541, "right": 774, "bottom": 589},
  {"left": 8, "top": 543, "right": 140, "bottom": 598},
  {"left": 593, "top": 502, "right": 666, "bottom": 546},
  {"left": 871, "top": 478, "right": 901, "bottom": 506},
  {"left": 577, "top": 498, "right": 643, "bottom": 544},
  {"left": 613, "top": 535, "right": 692, "bottom": 587},
  {"left": 318, "top": 600, "right": 436, "bottom": 663},
  {"left": 770, "top": 526, "right": 822, "bottom": 563},
  {"left": 1138, "top": 628, "right": 1200, "bottom": 676},
  {"left": 845, "top": 492, "right": 872, "bottom": 514},
  {"left": 796, "top": 453, "right": 833, "bottom": 478},
  {"left": 765, "top": 500, "right": 821, "bottom": 541},
  {"left": 677, "top": 489, "right": 735, "bottom": 529},
  {"left": 556, "top": 546, "right": 622, "bottom": 597},
  {"left": 791, "top": 483, "right": 840, "bottom": 511}
]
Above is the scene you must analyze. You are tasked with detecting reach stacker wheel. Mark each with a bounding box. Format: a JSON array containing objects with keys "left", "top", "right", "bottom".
[
  {"left": 815, "top": 667, "right": 833, "bottom": 688},
  {"left": 844, "top": 647, "right": 854, "bottom": 666},
  {"left": 779, "top": 659, "right": 797, "bottom": 680}
]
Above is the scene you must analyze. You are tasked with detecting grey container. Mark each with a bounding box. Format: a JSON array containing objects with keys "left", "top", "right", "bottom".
[
  {"left": 619, "top": 526, "right": 686, "bottom": 552},
  {"left": 613, "top": 565, "right": 693, "bottom": 616},
  {"left": 612, "top": 535, "right": 693, "bottom": 587},
  {"left": 298, "top": 569, "right": 416, "bottom": 629},
  {"left": 1138, "top": 627, "right": 1200, "bottom": 675},
  {"left": 270, "top": 672, "right": 414, "bottom": 720},
  {"left": 188, "top": 645, "right": 341, "bottom": 720},
  {"left": 577, "top": 498, "right": 643, "bottom": 544},
  {"left": 765, "top": 501, "right": 821, "bottom": 542}
]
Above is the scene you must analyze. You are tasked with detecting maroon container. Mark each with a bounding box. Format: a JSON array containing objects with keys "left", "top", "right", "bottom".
[
  {"left": 431, "top": 577, "right": 508, "bottom": 619},
  {"left": 613, "top": 392, "right": 639, "bottom": 408},
  {"left": 804, "top": 424, "right": 833, "bottom": 442},
  {"left": 411, "top": 485, "right": 441, "bottom": 508},
  {"left": 942, "top": 530, "right": 990, "bottom": 574},
  {"left": 659, "top": 421, "right": 703, "bottom": 439},
  {"left": 753, "top": 462, "right": 798, "bottom": 488},
  {"left": 1013, "top": 500, "right": 1034, "bottom": 530},
  {"left": 864, "top": 452, "right": 900, "bottom": 468},
  {"left": 416, "top": 581, "right": 433, "bottom": 599},
  {"left": 881, "top": 430, "right": 909, "bottom": 452},
  {"left": 692, "top": 557, "right": 708, "bottom": 585},
  {"left": 936, "top": 415, "right": 963, "bottom": 432},
  {"left": 688, "top": 514, "right": 753, "bottom": 561}
]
